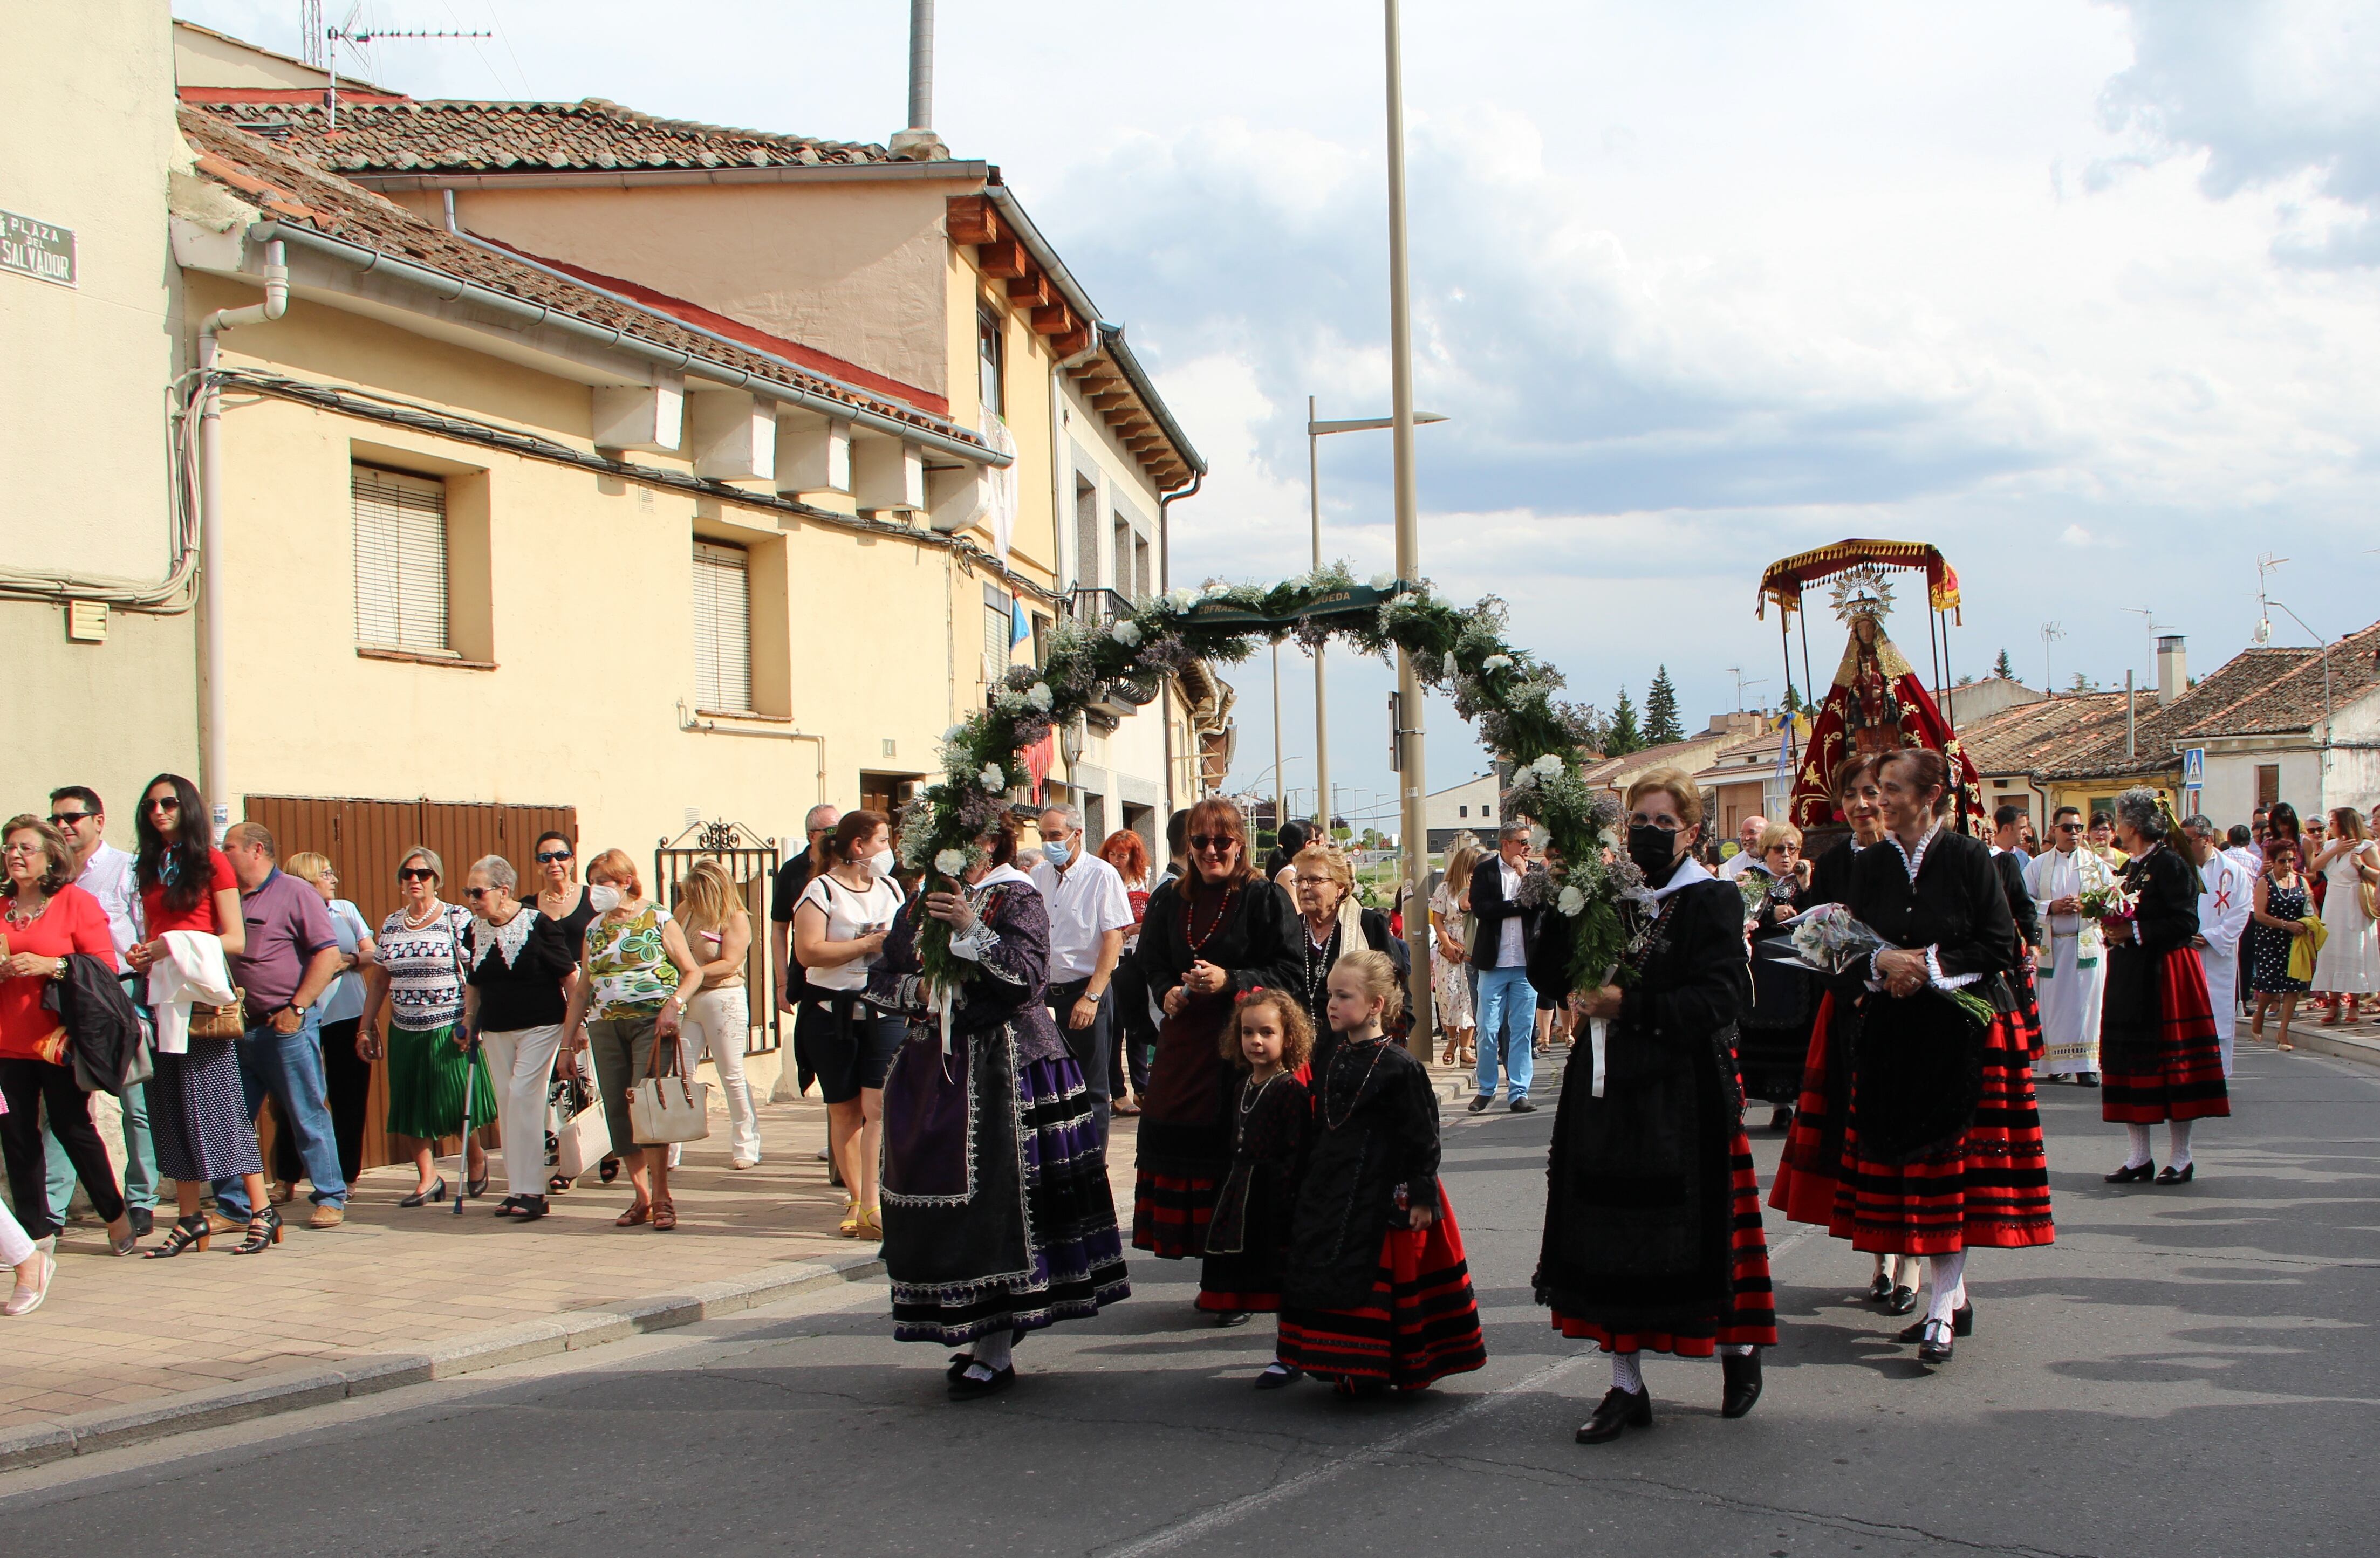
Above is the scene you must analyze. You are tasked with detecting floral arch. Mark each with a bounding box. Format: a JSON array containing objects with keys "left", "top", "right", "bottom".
[{"left": 901, "top": 565, "right": 1633, "bottom": 993}]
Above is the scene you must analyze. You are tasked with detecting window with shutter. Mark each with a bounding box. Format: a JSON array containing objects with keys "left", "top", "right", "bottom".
[
  {"left": 692, "top": 540, "right": 752, "bottom": 711},
  {"left": 352, "top": 465, "right": 450, "bottom": 651}
]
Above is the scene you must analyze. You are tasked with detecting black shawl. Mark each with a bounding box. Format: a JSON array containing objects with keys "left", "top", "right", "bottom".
[
  {"left": 1285, "top": 1038, "right": 1441, "bottom": 1311},
  {"left": 1133, "top": 873, "right": 1302, "bottom": 1170},
  {"left": 1532, "top": 876, "right": 1749, "bottom": 1330},
  {"left": 1842, "top": 826, "right": 2017, "bottom": 1161},
  {"left": 2099, "top": 843, "right": 2199, "bottom": 1075}
]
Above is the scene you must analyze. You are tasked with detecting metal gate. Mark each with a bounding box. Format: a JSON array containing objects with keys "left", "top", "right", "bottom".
[{"left": 654, "top": 820, "right": 783, "bottom": 1053}]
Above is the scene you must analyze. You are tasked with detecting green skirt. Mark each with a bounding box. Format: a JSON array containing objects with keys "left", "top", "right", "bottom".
[{"left": 386, "top": 1022, "right": 498, "bottom": 1140}]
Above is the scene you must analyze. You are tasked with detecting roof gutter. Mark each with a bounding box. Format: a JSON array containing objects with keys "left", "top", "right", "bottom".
[
  {"left": 245, "top": 218, "right": 1009, "bottom": 469},
  {"left": 1101, "top": 322, "right": 1208, "bottom": 477},
  {"left": 350, "top": 159, "right": 993, "bottom": 193}
]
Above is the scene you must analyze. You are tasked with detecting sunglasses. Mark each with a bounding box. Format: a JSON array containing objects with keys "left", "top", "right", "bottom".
[
  {"left": 1188, "top": 834, "right": 1236, "bottom": 852},
  {"left": 2055, "top": 823, "right": 2083, "bottom": 833},
  {"left": 145, "top": 796, "right": 180, "bottom": 812},
  {"left": 398, "top": 867, "right": 437, "bottom": 882},
  {"left": 536, "top": 849, "right": 572, "bottom": 863},
  {"left": 463, "top": 886, "right": 492, "bottom": 900},
  {"left": 47, "top": 811, "right": 94, "bottom": 828}
]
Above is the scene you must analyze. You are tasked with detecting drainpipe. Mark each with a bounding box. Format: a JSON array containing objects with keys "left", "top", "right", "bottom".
[
  {"left": 196, "top": 239, "right": 289, "bottom": 838},
  {"left": 1155, "top": 469, "right": 1201, "bottom": 816}
]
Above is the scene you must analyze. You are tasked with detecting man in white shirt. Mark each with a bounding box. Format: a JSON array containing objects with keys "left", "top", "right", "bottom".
[
  {"left": 1716, "top": 815, "right": 1769, "bottom": 880},
  {"left": 2183, "top": 814, "right": 2252, "bottom": 1077},
  {"left": 2025, "top": 806, "right": 2109, "bottom": 1086},
  {"left": 1031, "top": 804, "right": 1135, "bottom": 1149},
  {"left": 45, "top": 786, "right": 155, "bottom": 1234}
]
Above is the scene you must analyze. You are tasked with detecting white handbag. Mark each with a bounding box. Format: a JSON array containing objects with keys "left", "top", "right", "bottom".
[
  {"left": 555, "top": 1078, "right": 612, "bottom": 1181},
  {"left": 629, "top": 1022, "right": 712, "bottom": 1145}
]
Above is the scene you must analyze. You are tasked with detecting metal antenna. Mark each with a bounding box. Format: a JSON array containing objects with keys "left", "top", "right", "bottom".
[
  {"left": 2254, "top": 553, "right": 2287, "bottom": 647},
  {"left": 300, "top": 0, "right": 325, "bottom": 67},
  {"left": 2121, "top": 606, "right": 2174, "bottom": 685},
  {"left": 1724, "top": 665, "right": 1766, "bottom": 712},
  {"left": 325, "top": 8, "right": 489, "bottom": 130},
  {"left": 2040, "top": 621, "right": 2064, "bottom": 693}
]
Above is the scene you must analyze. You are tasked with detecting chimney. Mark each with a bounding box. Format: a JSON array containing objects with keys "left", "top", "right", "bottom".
[
  {"left": 888, "top": 0, "right": 950, "bottom": 161},
  {"left": 2156, "top": 634, "right": 2186, "bottom": 705}
]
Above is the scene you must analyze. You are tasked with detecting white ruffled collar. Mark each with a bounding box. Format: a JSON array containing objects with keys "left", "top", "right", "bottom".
[
  {"left": 974, "top": 863, "right": 1038, "bottom": 895},
  {"left": 469, "top": 907, "right": 538, "bottom": 970}
]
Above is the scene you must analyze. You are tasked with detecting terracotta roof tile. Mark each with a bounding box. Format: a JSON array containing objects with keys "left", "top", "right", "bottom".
[
  {"left": 179, "top": 108, "right": 982, "bottom": 450},
  {"left": 183, "top": 97, "right": 893, "bottom": 175}
]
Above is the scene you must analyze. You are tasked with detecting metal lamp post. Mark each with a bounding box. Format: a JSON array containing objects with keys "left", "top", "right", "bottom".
[
  {"left": 1383, "top": 0, "right": 1431, "bottom": 1058},
  {"left": 1307, "top": 396, "right": 1447, "bottom": 849}
]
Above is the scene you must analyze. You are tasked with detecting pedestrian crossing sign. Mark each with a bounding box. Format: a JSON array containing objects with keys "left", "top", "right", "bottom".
[{"left": 2181, "top": 747, "right": 2205, "bottom": 786}]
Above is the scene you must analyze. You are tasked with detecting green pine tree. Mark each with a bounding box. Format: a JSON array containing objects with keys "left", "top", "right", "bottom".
[
  {"left": 1608, "top": 687, "right": 1643, "bottom": 756},
  {"left": 1992, "top": 647, "right": 2015, "bottom": 680},
  {"left": 1780, "top": 682, "right": 1803, "bottom": 715},
  {"left": 1644, "top": 665, "right": 1683, "bottom": 744}
]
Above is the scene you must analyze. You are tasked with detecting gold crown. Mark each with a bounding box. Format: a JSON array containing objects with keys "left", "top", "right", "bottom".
[{"left": 1829, "top": 567, "right": 1895, "bottom": 624}]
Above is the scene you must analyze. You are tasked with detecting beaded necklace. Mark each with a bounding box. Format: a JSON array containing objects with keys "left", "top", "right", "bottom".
[
  {"left": 1301, "top": 917, "right": 1340, "bottom": 1017},
  {"left": 1322, "top": 1031, "right": 1388, "bottom": 1131},
  {"left": 1183, "top": 881, "right": 1239, "bottom": 958}
]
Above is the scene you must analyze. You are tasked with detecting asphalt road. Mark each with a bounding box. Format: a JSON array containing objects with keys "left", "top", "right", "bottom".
[{"left": 6, "top": 1041, "right": 2377, "bottom": 1558}]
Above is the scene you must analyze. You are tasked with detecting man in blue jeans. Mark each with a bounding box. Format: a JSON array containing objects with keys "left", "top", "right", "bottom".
[
  {"left": 1468, "top": 823, "right": 1543, "bottom": 1114},
  {"left": 214, "top": 822, "right": 350, "bottom": 1228}
]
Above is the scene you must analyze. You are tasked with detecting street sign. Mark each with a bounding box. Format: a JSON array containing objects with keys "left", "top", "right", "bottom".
[
  {"left": 0, "top": 209, "right": 74, "bottom": 288},
  {"left": 1387, "top": 691, "right": 1403, "bottom": 772},
  {"left": 2181, "top": 747, "right": 2205, "bottom": 786}
]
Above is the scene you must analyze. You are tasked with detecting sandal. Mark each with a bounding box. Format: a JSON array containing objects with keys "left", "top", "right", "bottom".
[
  {"left": 145, "top": 1214, "right": 211, "bottom": 1258},
  {"left": 838, "top": 1199, "right": 863, "bottom": 1238},
  {"left": 599, "top": 1157, "right": 621, "bottom": 1185},
  {"left": 548, "top": 1173, "right": 573, "bottom": 1195},
  {"left": 511, "top": 1195, "right": 550, "bottom": 1221},
  {"left": 651, "top": 1199, "right": 677, "bottom": 1232},
  {"left": 231, "top": 1206, "right": 283, "bottom": 1255},
  {"left": 614, "top": 1202, "right": 652, "bottom": 1228},
  {"left": 492, "top": 1195, "right": 524, "bottom": 1218},
  {"left": 858, "top": 1205, "right": 882, "bottom": 1237}
]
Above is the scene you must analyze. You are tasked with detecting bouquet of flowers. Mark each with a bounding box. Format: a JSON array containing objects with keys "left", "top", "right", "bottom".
[
  {"left": 2077, "top": 878, "right": 2135, "bottom": 922},
  {"left": 1764, "top": 904, "right": 1998, "bottom": 1029}
]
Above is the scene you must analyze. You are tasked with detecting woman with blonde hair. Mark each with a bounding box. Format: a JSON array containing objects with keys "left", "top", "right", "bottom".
[
  {"left": 365, "top": 847, "right": 495, "bottom": 1206},
  {"left": 559, "top": 849, "right": 703, "bottom": 1230},
  {"left": 674, "top": 859, "right": 761, "bottom": 1169},
  {"left": 2309, "top": 807, "right": 2379, "bottom": 1026},
  {"left": 1431, "top": 840, "right": 1481, "bottom": 1066},
  {"left": 1287, "top": 842, "right": 1405, "bottom": 1073}
]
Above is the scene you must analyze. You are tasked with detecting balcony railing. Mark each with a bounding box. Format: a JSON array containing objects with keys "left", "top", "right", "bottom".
[{"left": 1065, "top": 586, "right": 1134, "bottom": 626}]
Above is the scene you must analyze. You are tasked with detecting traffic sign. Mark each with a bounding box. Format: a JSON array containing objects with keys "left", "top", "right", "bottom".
[{"left": 2181, "top": 747, "right": 2205, "bottom": 786}]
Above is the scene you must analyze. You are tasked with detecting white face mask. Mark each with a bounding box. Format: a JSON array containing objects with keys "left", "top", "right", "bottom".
[
  {"left": 867, "top": 849, "right": 896, "bottom": 878},
  {"left": 587, "top": 883, "right": 623, "bottom": 914}
]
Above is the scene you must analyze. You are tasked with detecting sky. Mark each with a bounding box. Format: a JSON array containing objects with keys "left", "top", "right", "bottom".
[{"left": 175, "top": 1, "right": 2380, "bottom": 834}]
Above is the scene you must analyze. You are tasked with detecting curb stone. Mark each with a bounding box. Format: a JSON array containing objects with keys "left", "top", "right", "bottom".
[{"left": 0, "top": 1249, "right": 883, "bottom": 1473}]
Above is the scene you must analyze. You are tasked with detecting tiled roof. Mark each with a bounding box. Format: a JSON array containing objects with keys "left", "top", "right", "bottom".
[
  {"left": 177, "top": 108, "right": 980, "bottom": 448},
  {"left": 2172, "top": 623, "right": 2380, "bottom": 739},
  {"left": 183, "top": 97, "right": 893, "bottom": 176},
  {"left": 1580, "top": 732, "right": 1737, "bottom": 786},
  {"left": 1957, "top": 692, "right": 2135, "bottom": 778}
]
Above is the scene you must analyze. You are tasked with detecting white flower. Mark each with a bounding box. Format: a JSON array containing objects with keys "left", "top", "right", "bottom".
[
  {"left": 1370, "top": 572, "right": 1398, "bottom": 589},
  {"left": 934, "top": 847, "right": 969, "bottom": 876},
  {"left": 979, "top": 763, "right": 1006, "bottom": 792},
  {"left": 1201, "top": 581, "right": 1230, "bottom": 599},
  {"left": 1110, "top": 619, "right": 1142, "bottom": 647},
  {"left": 1483, "top": 654, "right": 1514, "bottom": 673},
  {"left": 1531, "top": 752, "right": 1564, "bottom": 778},
  {"left": 1025, "top": 681, "right": 1053, "bottom": 711},
  {"left": 1165, "top": 586, "right": 1197, "bottom": 610},
  {"left": 942, "top": 723, "right": 969, "bottom": 743},
  {"left": 996, "top": 690, "right": 1024, "bottom": 713},
  {"left": 1557, "top": 885, "right": 1587, "bottom": 917}
]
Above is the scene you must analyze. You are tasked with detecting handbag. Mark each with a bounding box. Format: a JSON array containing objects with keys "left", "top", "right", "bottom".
[
  {"left": 555, "top": 1057, "right": 612, "bottom": 1180},
  {"left": 629, "top": 1018, "right": 711, "bottom": 1144},
  {"left": 188, "top": 991, "right": 249, "bottom": 1040}
]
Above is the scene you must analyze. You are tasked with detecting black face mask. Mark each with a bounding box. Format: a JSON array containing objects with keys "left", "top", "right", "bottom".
[{"left": 1628, "top": 823, "right": 1682, "bottom": 883}]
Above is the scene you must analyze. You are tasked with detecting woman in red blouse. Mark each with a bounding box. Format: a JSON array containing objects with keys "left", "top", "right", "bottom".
[{"left": 0, "top": 816, "right": 134, "bottom": 1260}]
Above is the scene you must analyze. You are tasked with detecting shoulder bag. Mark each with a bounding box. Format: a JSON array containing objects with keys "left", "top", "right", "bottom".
[
  {"left": 553, "top": 1052, "right": 613, "bottom": 1180},
  {"left": 629, "top": 1016, "right": 711, "bottom": 1144}
]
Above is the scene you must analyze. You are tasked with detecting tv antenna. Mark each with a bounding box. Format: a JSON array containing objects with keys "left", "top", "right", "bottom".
[
  {"left": 2039, "top": 621, "right": 2064, "bottom": 692},
  {"left": 1724, "top": 665, "right": 1767, "bottom": 712},
  {"left": 322, "top": 5, "right": 490, "bottom": 129},
  {"left": 2253, "top": 553, "right": 2287, "bottom": 646},
  {"left": 2121, "top": 606, "right": 2174, "bottom": 683}
]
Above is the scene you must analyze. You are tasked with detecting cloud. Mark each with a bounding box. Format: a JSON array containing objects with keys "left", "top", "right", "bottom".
[{"left": 2096, "top": 0, "right": 2380, "bottom": 265}]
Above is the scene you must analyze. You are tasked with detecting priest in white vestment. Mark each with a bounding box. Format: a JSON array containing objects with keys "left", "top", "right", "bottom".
[{"left": 2026, "top": 809, "right": 2115, "bottom": 1085}]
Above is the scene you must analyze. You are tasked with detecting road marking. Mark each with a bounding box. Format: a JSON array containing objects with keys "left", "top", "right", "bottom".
[{"left": 1096, "top": 1353, "right": 1586, "bottom": 1558}]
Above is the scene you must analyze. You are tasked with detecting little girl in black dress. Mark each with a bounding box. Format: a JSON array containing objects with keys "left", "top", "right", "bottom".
[{"left": 1196, "top": 988, "right": 1314, "bottom": 1382}]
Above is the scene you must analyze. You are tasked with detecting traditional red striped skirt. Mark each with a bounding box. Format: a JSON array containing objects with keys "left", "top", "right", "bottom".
[
  {"left": 1831, "top": 1008, "right": 2055, "bottom": 1255},
  {"left": 1277, "top": 1184, "right": 1488, "bottom": 1390},
  {"left": 2102, "top": 948, "right": 2231, "bottom": 1124},
  {"left": 1132, "top": 1170, "right": 1219, "bottom": 1260},
  {"left": 1555, "top": 1129, "right": 1777, "bottom": 1356},
  {"left": 1768, "top": 991, "right": 1845, "bottom": 1227}
]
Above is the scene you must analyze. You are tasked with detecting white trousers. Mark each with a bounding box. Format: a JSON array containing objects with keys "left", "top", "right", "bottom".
[
  {"left": 481, "top": 1024, "right": 566, "bottom": 1199},
  {"left": 0, "top": 1197, "right": 32, "bottom": 1267},
  {"left": 682, "top": 986, "right": 761, "bottom": 1164}
]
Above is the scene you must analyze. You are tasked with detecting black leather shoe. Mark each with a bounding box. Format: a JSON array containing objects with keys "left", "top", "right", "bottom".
[
  {"left": 2105, "top": 1161, "right": 2156, "bottom": 1183},
  {"left": 398, "top": 1177, "right": 447, "bottom": 1208},
  {"left": 1467, "top": 1095, "right": 1493, "bottom": 1114},
  {"left": 129, "top": 1207, "right": 154, "bottom": 1239},
  {"left": 1886, "top": 1285, "right": 1919, "bottom": 1316},
  {"left": 1865, "top": 1272, "right": 1893, "bottom": 1303},
  {"left": 1768, "top": 1106, "right": 1794, "bottom": 1133},
  {"left": 1916, "top": 1318, "right": 1954, "bottom": 1365},
  {"left": 1215, "top": 1309, "right": 1253, "bottom": 1328},
  {"left": 1720, "top": 1351, "right": 1762, "bottom": 1419},
  {"left": 1575, "top": 1385, "right": 1653, "bottom": 1444},
  {"left": 948, "top": 1363, "right": 1016, "bottom": 1400},
  {"left": 1253, "top": 1363, "right": 1302, "bottom": 1390},
  {"left": 2074, "top": 1072, "right": 2100, "bottom": 1088},
  {"left": 1897, "top": 1302, "right": 1973, "bottom": 1342},
  {"left": 2155, "top": 1162, "right": 2195, "bottom": 1185},
  {"left": 1509, "top": 1097, "right": 1538, "bottom": 1114}
]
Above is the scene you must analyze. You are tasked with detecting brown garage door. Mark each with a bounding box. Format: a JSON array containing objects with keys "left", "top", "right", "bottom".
[{"left": 243, "top": 795, "right": 577, "bottom": 1172}]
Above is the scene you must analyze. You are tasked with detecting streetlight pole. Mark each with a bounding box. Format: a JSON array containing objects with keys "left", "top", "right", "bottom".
[
  {"left": 1309, "top": 394, "right": 1330, "bottom": 841},
  {"left": 1384, "top": 0, "right": 1432, "bottom": 1060}
]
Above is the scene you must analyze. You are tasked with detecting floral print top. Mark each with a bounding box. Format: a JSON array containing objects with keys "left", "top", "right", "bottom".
[{"left": 583, "top": 902, "right": 681, "bottom": 1018}]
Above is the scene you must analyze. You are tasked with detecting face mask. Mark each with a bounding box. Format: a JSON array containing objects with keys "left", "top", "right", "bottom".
[
  {"left": 587, "top": 883, "right": 622, "bottom": 914},
  {"left": 1627, "top": 823, "right": 1681, "bottom": 881},
  {"left": 1042, "top": 840, "right": 1072, "bottom": 868},
  {"left": 868, "top": 849, "right": 896, "bottom": 878}
]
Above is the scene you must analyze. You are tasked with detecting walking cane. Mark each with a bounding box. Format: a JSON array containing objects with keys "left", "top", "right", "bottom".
[{"left": 453, "top": 1025, "right": 481, "bottom": 1217}]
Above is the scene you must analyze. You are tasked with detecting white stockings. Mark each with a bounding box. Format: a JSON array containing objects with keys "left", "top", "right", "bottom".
[
  {"left": 2166, "top": 1120, "right": 2194, "bottom": 1171},
  {"left": 1926, "top": 1249, "right": 1968, "bottom": 1324},
  {"left": 1610, "top": 1350, "right": 1644, "bottom": 1394},
  {"left": 2124, "top": 1124, "right": 2155, "bottom": 1170}
]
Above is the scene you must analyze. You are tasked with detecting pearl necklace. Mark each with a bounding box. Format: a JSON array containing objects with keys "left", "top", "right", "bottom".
[{"left": 402, "top": 900, "right": 445, "bottom": 931}]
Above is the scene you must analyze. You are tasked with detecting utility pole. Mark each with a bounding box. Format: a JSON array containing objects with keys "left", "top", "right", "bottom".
[
  {"left": 1384, "top": 0, "right": 1432, "bottom": 1059},
  {"left": 1309, "top": 394, "right": 1331, "bottom": 839}
]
